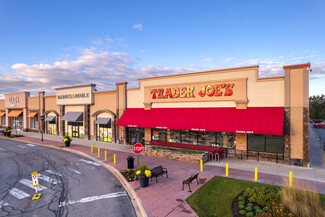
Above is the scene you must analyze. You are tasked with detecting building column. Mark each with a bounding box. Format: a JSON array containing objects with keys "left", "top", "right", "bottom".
[
  {"left": 115, "top": 82, "right": 128, "bottom": 144},
  {"left": 60, "top": 105, "right": 65, "bottom": 136},
  {"left": 38, "top": 91, "right": 45, "bottom": 133},
  {"left": 84, "top": 105, "right": 90, "bottom": 140},
  {"left": 5, "top": 109, "right": 9, "bottom": 128},
  {"left": 283, "top": 63, "right": 310, "bottom": 167},
  {"left": 23, "top": 108, "right": 28, "bottom": 132}
]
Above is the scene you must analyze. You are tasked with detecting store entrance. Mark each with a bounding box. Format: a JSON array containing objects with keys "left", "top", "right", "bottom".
[
  {"left": 68, "top": 122, "right": 83, "bottom": 138},
  {"left": 126, "top": 127, "right": 144, "bottom": 145}
]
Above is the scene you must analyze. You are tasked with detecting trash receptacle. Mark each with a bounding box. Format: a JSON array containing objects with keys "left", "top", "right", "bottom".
[{"left": 127, "top": 156, "right": 134, "bottom": 169}]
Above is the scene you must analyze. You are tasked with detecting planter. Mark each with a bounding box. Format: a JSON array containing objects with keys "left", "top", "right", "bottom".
[
  {"left": 64, "top": 141, "right": 71, "bottom": 147},
  {"left": 3, "top": 132, "right": 6, "bottom": 136},
  {"left": 6, "top": 132, "right": 11, "bottom": 137},
  {"left": 138, "top": 173, "right": 149, "bottom": 188}
]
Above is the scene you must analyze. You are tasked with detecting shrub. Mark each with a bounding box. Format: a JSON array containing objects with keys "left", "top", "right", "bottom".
[
  {"left": 259, "top": 203, "right": 294, "bottom": 217},
  {"left": 247, "top": 203, "right": 253, "bottom": 207},
  {"left": 238, "top": 204, "right": 245, "bottom": 209},
  {"left": 238, "top": 196, "right": 245, "bottom": 201},
  {"left": 238, "top": 201, "right": 245, "bottom": 205},
  {"left": 281, "top": 179, "right": 325, "bottom": 217},
  {"left": 239, "top": 210, "right": 246, "bottom": 215},
  {"left": 256, "top": 209, "right": 264, "bottom": 214},
  {"left": 245, "top": 212, "right": 254, "bottom": 217},
  {"left": 245, "top": 206, "right": 252, "bottom": 211},
  {"left": 262, "top": 206, "right": 270, "bottom": 212},
  {"left": 243, "top": 193, "right": 248, "bottom": 197},
  {"left": 244, "top": 186, "right": 280, "bottom": 207},
  {"left": 254, "top": 206, "right": 260, "bottom": 211},
  {"left": 137, "top": 164, "right": 148, "bottom": 171}
]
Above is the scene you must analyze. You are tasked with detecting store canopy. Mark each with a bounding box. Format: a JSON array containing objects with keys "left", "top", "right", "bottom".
[
  {"left": 61, "top": 112, "right": 83, "bottom": 121},
  {"left": 7, "top": 110, "right": 23, "bottom": 117},
  {"left": 45, "top": 116, "right": 56, "bottom": 122},
  {"left": 95, "top": 118, "right": 111, "bottom": 125},
  {"left": 116, "top": 107, "right": 284, "bottom": 135},
  {"left": 0, "top": 112, "right": 5, "bottom": 117},
  {"left": 27, "top": 112, "right": 38, "bottom": 117}
]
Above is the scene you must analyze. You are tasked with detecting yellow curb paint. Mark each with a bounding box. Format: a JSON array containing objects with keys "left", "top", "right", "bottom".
[
  {"left": 200, "top": 160, "right": 203, "bottom": 172},
  {"left": 98, "top": 147, "right": 100, "bottom": 157},
  {"left": 91, "top": 144, "right": 93, "bottom": 153},
  {"left": 255, "top": 167, "right": 258, "bottom": 181},
  {"left": 226, "top": 163, "right": 229, "bottom": 176},
  {"left": 289, "top": 171, "right": 292, "bottom": 187},
  {"left": 114, "top": 154, "right": 116, "bottom": 164},
  {"left": 105, "top": 151, "right": 107, "bottom": 161}
]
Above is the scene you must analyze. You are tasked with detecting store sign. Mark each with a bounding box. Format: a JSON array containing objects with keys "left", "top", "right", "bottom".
[
  {"left": 144, "top": 78, "right": 247, "bottom": 103},
  {"left": 5, "top": 92, "right": 29, "bottom": 108},
  {"left": 56, "top": 84, "right": 95, "bottom": 105}
]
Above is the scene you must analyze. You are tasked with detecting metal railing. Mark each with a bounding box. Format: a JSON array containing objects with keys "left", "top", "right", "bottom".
[{"left": 209, "top": 152, "right": 220, "bottom": 163}]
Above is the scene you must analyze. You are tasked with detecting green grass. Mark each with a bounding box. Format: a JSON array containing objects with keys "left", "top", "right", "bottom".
[
  {"left": 186, "top": 176, "right": 325, "bottom": 217},
  {"left": 151, "top": 146, "right": 204, "bottom": 154}
]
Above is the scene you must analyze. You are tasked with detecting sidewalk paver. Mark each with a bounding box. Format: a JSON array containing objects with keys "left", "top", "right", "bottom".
[{"left": 3, "top": 132, "right": 325, "bottom": 217}]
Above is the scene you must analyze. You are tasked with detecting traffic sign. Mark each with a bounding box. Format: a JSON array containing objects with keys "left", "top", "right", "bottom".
[
  {"left": 132, "top": 143, "right": 144, "bottom": 154},
  {"left": 31, "top": 172, "right": 39, "bottom": 188}
]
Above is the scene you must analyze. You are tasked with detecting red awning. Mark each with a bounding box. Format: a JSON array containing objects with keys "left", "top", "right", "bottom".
[{"left": 116, "top": 107, "right": 284, "bottom": 135}]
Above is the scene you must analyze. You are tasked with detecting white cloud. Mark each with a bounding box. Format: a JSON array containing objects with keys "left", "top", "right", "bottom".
[
  {"left": 204, "top": 58, "right": 213, "bottom": 62},
  {"left": 133, "top": 24, "right": 143, "bottom": 31},
  {"left": 225, "top": 57, "right": 235, "bottom": 62},
  {"left": 104, "top": 37, "right": 114, "bottom": 43}
]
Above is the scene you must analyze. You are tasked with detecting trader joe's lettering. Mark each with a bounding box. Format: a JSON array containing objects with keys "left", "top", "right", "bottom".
[{"left": 151, "top": 83, "right": 234, "bottom": 99}]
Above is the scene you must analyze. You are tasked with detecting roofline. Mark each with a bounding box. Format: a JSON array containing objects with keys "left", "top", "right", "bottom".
[
  {"left": 54, "top": 83, "right": 96, "bottom": 90},
  {"left": 283, "top": 63, "right": 310, "bottom": 69}
]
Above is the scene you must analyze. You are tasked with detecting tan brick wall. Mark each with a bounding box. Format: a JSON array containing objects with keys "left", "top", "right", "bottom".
[
  {"left": 44, "top": 95, "right": 60, "bottom": 113},
  {"left": 236, "top": 133, "right": 247, "bottom": 150},
  {"left": 0, "top": 99, "right": 5, "bottom": 110},
  {"left": 27, "top": 96, "right": 39, "bottom": 110}
]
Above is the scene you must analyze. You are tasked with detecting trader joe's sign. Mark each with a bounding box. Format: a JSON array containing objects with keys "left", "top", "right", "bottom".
[{"left": 145, "top": 78, "right": 247, "bottom": 103}]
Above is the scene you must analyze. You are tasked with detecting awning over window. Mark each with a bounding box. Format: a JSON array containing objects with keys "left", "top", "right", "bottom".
[
  {"left": 0, "top": 112, "right": 5, "bottom": 117},
  {"left": 95, "top": 118, "right": 111, "bottom": 125},
  {"left": 45, "top": 116, "right": 56, "bottom": 122},
  {"left": 61, "top": 112, "right": 83, "bottom": 121},
  {"left": 116, "top": 107, "right": 284, "bottom": 135},
  {"left": 27, "top": 112, "right": 38, "bottom": 117},
  {"left": 7, "top": 110, "right": 23, "bottom": 117}
]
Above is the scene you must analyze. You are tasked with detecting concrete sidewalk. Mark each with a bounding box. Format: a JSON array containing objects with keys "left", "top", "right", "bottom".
[{"left": 7, "top": 132, "right": 325, "bottom": 217}]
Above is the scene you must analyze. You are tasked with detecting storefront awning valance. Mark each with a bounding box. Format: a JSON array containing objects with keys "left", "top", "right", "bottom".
[
  {"left": 7, "top": 110, "right": 23, "bottom": 117},
  {"left": 95, "top": 118, "right": 111, "bottom": 125},
  {"left": 45, "top": 116, "right": 56, "bottom": 122},
  {"left": 0, "top": 112, "right": 5, "bottom": 117},
  {"left": 116, "top": 107, "right": 285, "bottom": 135},
  {"left": 61, "top": 112, "right": 83, "bottom": 121},
  {"left": 27, "top": 112, "right": 38, "bottom": 117}
]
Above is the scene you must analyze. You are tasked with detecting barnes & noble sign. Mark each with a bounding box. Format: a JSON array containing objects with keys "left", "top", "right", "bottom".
[{"left": 56, "top": 86, "right": 94, "bottom": 105}]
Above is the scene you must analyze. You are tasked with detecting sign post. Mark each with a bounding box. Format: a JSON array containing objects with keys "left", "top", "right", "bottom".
[
  {"left": 132, "top": 143, "right": 144, "bottom": 168},
  {"left": 31, "top": 172, "right": 42, "bottom": 200}
]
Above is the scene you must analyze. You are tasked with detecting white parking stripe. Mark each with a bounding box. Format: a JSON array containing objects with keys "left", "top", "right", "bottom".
[
  {"left": 19, "top": 179, "right": 47, "bottom": 191},
  {"left": 80, "top": 159, "right": 101, "bottom": 166},
  {"left": 18, "top": 145, "right": 26, "bottom": 149},
  {"left": 26, "top": 143, "right": 35, "bottom": 147},
  {"left": 0, "top": 200, "right": 9, "bottom": 208},
  {"left": 59, "top": 191, "right": 127, "bottom": 207},
  {"left": 0, "top": 147, "right": 5, "bottom": 151},
  {"left": 70, "top": 169, "right": 81, "bottom": 174},
  {"left": 9, "top": 188, "right": 30, "bottom": 199},
  {"left": 45, "top": 169, "right": 62, "bottom": 177},
  {"left": 38, "top": 174, "right": 61, "bottom": 184}
]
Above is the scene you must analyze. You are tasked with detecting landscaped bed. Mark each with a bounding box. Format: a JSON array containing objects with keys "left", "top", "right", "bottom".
[{"left": 187, "top": 177, "right": 325, "bottom": 217}]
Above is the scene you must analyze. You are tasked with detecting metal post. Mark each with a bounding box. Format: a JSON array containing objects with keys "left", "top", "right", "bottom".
[
  {"left": 41, "top": 130, "right": 43, "bottom": 142},
  {"left": 137, "top": 155, "right": 139, "bottom": 168}
]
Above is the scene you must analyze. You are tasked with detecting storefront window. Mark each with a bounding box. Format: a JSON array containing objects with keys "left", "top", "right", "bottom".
[
  {"left": 1, "top": 116, "right": 5, "bottom": 126},
  {"left": 30, "top": 117, "right": 38, "bottom": 129},
  {"left": 226, "top": 133, "right": 236, "bottom": 148},
  {"left": 98, "top": 124, "right": 112, "bottom": 142},
  {"left": 126, "top": 127, "right": 144, "bottom": 145},
  {"left": 48, "top": 121, "right": 56, "bottom": 135},
  {"left": 169, "top": 129, "right": 181, "bottom": 143},
  {"left": 248, "top": 134, "right": 284, "bottom": 153},
  {"left": 67, "top": 122, "right": 83, "bottom": 139},
  {"left": 198, "top": 132, "right": 216, "bottom": 146},
  {"left": 151, "top": 129, "right": 167, "bottom": 142},
  {"left": 12, "top": 117, "right": 23, "bottom": 130},
  {"left": 181, "top": 130, "right": 198, "bottom": 145}
]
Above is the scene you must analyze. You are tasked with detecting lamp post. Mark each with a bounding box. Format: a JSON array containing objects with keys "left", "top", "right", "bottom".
[{"left": 40, "top": 115, "right": 44, "bottom": 142}]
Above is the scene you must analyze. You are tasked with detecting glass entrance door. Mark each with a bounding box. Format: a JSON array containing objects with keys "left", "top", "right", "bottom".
[
  {"left": 98, "top": 124, "right": 112, "bottom": 142},
  {"left": 72, "top": 125, "right": 79, "bottom": 138},
  {"left": 68, "top": 122, "right": 83, "bottom": 138}
]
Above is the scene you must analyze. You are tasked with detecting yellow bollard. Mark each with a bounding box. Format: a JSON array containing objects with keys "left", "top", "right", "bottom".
[
  {"left": 91, "top": 144, "right": 93, "bottom": 153},
  {"left": 114, "top": 154, "right": 116, "bottom": 164},
  {"left": 98, "top": 147, "right": 100, "bottom": 157},
  {"left": 226, "top": 163, "right": 229, "bottom": 176},
  {"left": 200, "top": 160, "right": 203, "bottom": 172},
  {"left": 255, "top": 167, "right": 258, "bottom": 181},
  {"left": 289, "top": 171, "right": 292, "bottom": 187},
  {"left": 105, "top": 151, "right": 107, "bottom": 161}
]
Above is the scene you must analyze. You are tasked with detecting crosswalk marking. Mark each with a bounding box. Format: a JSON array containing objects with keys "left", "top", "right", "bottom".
[
  {"left": 19, "top": 179, "right": 47, "bottom": 191},
  {"left": 0, "top": 147, "right": 5, "bottom": 151},
  {"left": 0, "top": 200, "right": 9, "bottom": 208},
  {"left": 26, "top": 143, "right": 35, "bottom": 147},
  {"left": 80, "top": 159, "right": 101, "bottom": 166},
  {"left": 9, "top": 188, "right": 30, "bottom": 199},
  {"left": 45, "top": 169, "right": 62, "bottom": 177},
  {"left": 59, "top": 191, "right": 127, "bottom": 207},
  {"left": 18, "top": 145, "right": 26, "bottom": 149},
  {"left": 38, "top": 174, "right": 61, "bottom": 184}
]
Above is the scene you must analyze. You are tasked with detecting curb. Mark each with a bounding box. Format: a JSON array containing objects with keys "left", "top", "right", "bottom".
[{"left": 1, "top": 136, "right": 147, "bottom": 217}]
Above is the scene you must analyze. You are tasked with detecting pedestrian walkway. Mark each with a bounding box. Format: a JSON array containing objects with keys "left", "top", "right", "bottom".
[{"left": 3, "top": 132, "right": 325, "bottom": 217}]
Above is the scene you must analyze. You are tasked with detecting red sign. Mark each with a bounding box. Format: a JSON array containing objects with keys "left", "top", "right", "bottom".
[{"left": 132, "top": 143, "right": 144, "bottom": 154}]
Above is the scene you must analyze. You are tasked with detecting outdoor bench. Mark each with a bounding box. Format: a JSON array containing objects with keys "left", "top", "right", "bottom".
[
  {"left": 182, "top": 173, "right": 199, "bottom": 192},
  {"left": 150, "top": 166, "right": 168, "bottom": 182}
]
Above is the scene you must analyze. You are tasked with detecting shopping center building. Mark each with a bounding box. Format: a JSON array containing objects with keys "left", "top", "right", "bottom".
[{"left": 0, "top": 63, "right": 310, "bottom": 166}]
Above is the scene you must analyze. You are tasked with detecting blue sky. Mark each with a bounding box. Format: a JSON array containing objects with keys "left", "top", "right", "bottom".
[{"left": 0, "top": 0, "right": 324, "bottom": 96}]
